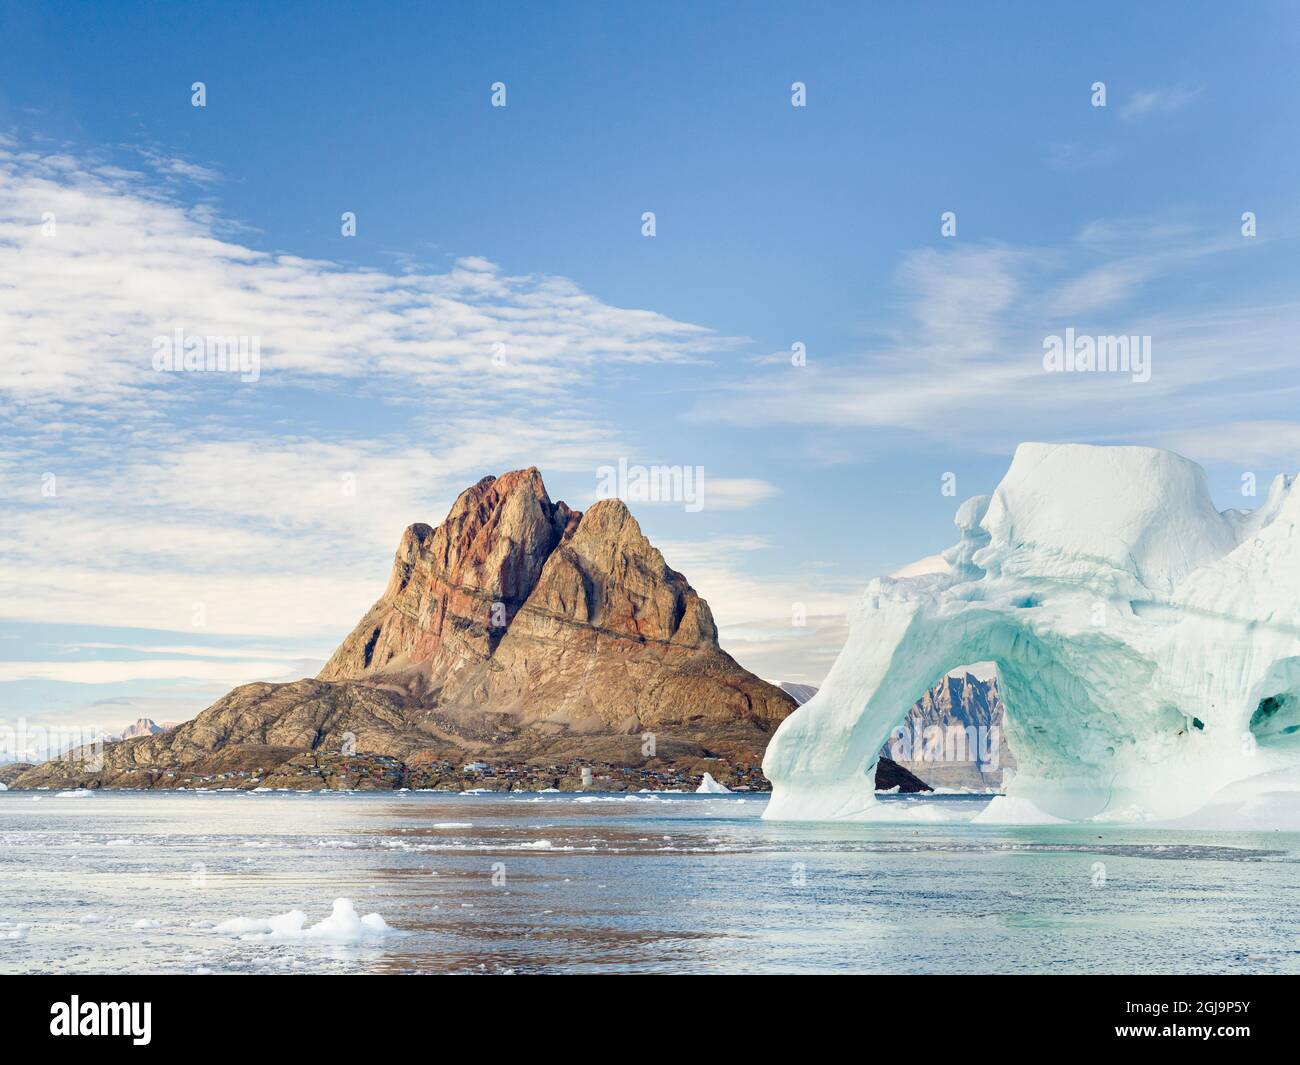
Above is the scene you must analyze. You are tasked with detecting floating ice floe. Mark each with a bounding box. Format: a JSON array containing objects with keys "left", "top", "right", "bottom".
[
  {"left": 133, "top": 918, "right": 161, "bottom": 929},
  {"left": 764, "top": 443, "right": 1300, "bottom": 826},
  {"left": 55, "top": 789, "right": 94, "bottom": 798},
  {"left": 696, "top": 773, "right": 732, "bottom": 794},
  {"left": 213, "top": 898, "right": 393, "bottom": 943}
]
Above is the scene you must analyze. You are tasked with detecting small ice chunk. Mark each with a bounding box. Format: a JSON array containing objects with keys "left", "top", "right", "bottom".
[{"left": 214, "top": 898, "right": 393, "bottom": 942}]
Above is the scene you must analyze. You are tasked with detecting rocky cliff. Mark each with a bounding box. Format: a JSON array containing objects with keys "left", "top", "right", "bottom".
[
  {"left": 884, "top": 672, "right": 1015, "bottom": 790},
  {"left": 319, "top": 468, "right": 791, "bottom": 737}
]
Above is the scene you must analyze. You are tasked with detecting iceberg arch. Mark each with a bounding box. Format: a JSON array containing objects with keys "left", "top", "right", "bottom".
[{"left": 763, "top": 443, "right": 1300, "bottom": 823}]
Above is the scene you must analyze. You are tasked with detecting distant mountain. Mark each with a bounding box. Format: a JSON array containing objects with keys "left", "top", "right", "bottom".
[
  {"left": 119, "top": 719, "right": 174, "bottom": 739},
  {"left": 779, "top": 682, "right": 819, "bottom": 705},
  {"left": 891, "top": 673, "right": 1014, "bottom": 790},
  {"left": 781, "top": 673, "right": 1015, "bottom": 791}
]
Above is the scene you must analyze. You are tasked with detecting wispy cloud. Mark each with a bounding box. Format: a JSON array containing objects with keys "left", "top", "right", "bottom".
[
  {"left": 654, "top": 535, "right": 857, "bottom": 684},
  {"left": 1157, "top": 421, "right": 1300, "bottom": 466},
  {"left": 691, "top": 221, "right": 1297, "bottom": 464},
  {"left": 0, "top": 659, "right": 305, "bottom": 685},
  {"left": 1120, "top": 85, "right": 1201, "bottom": 122},
  {"left": 0, "top": 144, "right": 738, "bottom": 409}
]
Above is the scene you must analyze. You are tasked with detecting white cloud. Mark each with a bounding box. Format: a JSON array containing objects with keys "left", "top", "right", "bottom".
[
  {"left": 693, "top": 226, "right": 1300, "bottom": 456},
  {"left": 1120, "top": 85, "right": 1201, "bottom": 122},
  {"left": 1157, "top": 421, "right": 1300, "bottom": 467},
  {"left": 654, "top": 534, "right": 859, "bottom": 681},
  {"left": 0, "top": 145, "right": 737, "bottom": 409},
  {"left": 0, "top": 659, "right": 309, "bottom": 685},
  {"left": 0, "top": 421, "right": 634, "bottom": 639}
]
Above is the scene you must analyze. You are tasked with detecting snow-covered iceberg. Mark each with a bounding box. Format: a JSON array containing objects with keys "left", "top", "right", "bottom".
[{"left": 763, "top": 443, "right": 1300, "bottom": 824}]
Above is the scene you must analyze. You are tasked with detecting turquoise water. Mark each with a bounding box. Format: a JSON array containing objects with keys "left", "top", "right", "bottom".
[{"left": 1, "top": 790, "right": 1297, "bottom": 974}]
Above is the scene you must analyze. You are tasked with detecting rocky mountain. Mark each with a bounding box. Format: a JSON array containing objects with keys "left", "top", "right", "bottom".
[
  {"left": 886, "top": 672, "right": 1015, "bottom": 790},
  {"left": 319, "top": 468, "right": 791, "bottom": 737},
  {"left": 14, "top": 469, "right": 798, "bottom": 791},
  {"left": 0, "top": 763, "right": 35, "bottom": 787}
]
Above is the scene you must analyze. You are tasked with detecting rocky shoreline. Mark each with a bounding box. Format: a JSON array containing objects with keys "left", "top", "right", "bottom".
[{"left": 1, "top": 752, "right": 929, "bottom": 794}]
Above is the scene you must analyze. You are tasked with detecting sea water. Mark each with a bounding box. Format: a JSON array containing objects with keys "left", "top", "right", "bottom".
[{"left": 1, "top": 790, "right": 1297, "bottom": 974}]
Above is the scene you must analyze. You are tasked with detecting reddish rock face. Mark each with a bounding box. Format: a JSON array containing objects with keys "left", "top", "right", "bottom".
[
  {"left": 319, "top": 468, "right": 574, "bottom": 684},
  {"left": 319, "top": 468, "right": 793, "bottom": 735}
]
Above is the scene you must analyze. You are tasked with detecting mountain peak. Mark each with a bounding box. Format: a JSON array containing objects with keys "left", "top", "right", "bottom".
[
  {"left": 120, "top": 718, "right": 170, "bottom": 739},
  {"left": 317, "top": 467, "right": 790, "bottom": 737}
]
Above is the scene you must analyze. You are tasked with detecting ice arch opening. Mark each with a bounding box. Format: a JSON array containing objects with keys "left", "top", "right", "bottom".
[
  {"left": 763, "top": 443, "right": 1300, "bottom": 824},
  {"left": 880, "top": 662, "right": 1011, "bottom": 790}
]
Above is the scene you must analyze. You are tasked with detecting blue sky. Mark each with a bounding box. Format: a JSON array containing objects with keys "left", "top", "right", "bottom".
[{"left": 3, "top": 1, "right": 1300, "bottom": 748}]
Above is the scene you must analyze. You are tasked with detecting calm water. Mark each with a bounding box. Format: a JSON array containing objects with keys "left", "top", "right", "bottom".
[{"left": 1, "top": 790, "right": 1298, "bottom": 974}]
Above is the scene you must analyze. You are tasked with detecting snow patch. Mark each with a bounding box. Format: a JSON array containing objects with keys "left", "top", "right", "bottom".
[{"left": 971, "top": 795, "right": 1067, "bottom": 825}]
